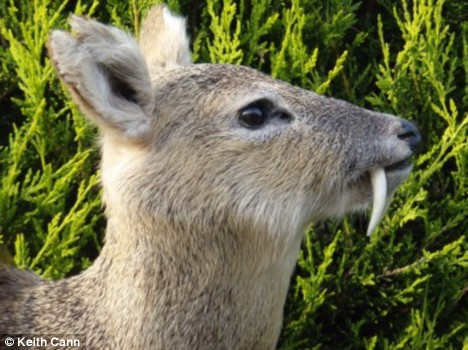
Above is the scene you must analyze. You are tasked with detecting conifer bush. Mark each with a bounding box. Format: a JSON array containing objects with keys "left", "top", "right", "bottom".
[{"left": 0, "top": 0, "right": 466, "bottom": 348}]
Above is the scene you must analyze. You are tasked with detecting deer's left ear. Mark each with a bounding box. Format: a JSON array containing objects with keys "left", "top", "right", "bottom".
[
  {"left": 49, "top": 16, "right": 153, "bottom": 141},
  {"left": 139, "top": 5, "right": 192, "bottom": 80}
]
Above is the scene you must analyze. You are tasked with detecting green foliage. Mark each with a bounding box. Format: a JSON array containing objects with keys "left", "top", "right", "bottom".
[
  {"left": 206, "top": 0, "right": 243, "bottom": 64},
  {"left": 0, "top": 0, "right": 466, "bottom": 348},
  {"left": 0, "top": 0, "right": 102, "bottom": 278}
]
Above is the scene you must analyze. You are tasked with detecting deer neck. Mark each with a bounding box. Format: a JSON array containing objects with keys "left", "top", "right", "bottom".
[{"left": 81, "top": 212, "right": 302, "bottom": 348}]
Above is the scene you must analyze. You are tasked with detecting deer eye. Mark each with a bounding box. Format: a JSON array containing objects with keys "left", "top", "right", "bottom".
[{"left": 239, "top": 106, "right": 267, "bottom": 128}]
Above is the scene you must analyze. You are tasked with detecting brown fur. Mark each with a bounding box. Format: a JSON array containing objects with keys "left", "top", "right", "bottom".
[{"left": 0, "top": 5, "right": 420, "bottom": 349}]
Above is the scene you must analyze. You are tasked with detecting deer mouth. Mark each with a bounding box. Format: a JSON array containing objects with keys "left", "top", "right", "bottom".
[
  {"left": 384, "top": 157, "right": 413, "bottom": 173},
  {"left": 367, "top": 157, "right": 413, "bottom": 236}
]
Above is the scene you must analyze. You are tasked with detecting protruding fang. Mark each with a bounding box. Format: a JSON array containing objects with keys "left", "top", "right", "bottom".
[{"left": 367, "top": 167, "right": 387, "bottom": 236}]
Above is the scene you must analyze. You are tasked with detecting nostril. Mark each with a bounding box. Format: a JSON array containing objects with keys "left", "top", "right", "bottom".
[{"left": 398, "top": 120, "right": 422, "bottom": 152}]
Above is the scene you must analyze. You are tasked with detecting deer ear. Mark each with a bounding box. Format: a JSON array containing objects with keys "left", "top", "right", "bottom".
[
  {"left": 139, "top": 5, "right": 191, "bottom": 79},
  {"left": 49, "top": 16, "right": 153, "bottom": 141}
]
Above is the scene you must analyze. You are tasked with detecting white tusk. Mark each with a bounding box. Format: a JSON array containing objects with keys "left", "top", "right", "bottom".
[{"left": 367, "top": 167, "right": 387, "bottom": 236}]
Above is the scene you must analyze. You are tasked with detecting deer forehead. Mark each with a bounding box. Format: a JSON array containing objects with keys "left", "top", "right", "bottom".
[{"left": 152, "top": 64, "right": 297, "bottom": 111}]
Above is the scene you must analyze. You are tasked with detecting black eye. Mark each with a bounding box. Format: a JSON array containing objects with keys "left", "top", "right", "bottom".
[{"left": 239, "top": 106, "right": 267, "bottom": 128}]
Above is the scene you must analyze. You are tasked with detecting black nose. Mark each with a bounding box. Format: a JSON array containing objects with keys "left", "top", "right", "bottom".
[{"left": 398, "top": 120, "right": 422, "bottom": 152}]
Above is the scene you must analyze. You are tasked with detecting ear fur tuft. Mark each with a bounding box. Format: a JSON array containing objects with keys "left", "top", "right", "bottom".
[{"left": 139, "top": 5, "right": 191, "bottom": 80}]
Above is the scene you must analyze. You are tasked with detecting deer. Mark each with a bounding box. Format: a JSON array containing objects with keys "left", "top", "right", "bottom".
[{"left": 0, "top": 5, "right": 421, "bottom": 349}]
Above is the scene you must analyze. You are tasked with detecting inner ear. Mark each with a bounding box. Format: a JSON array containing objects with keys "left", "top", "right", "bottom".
[{"left": 99, "top": 64, "right": 138, "bottom": 104}]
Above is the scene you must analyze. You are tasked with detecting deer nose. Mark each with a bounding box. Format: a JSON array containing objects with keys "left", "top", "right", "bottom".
[{"left": 398, "top": 120, "right": 422, "bottom": 152}]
